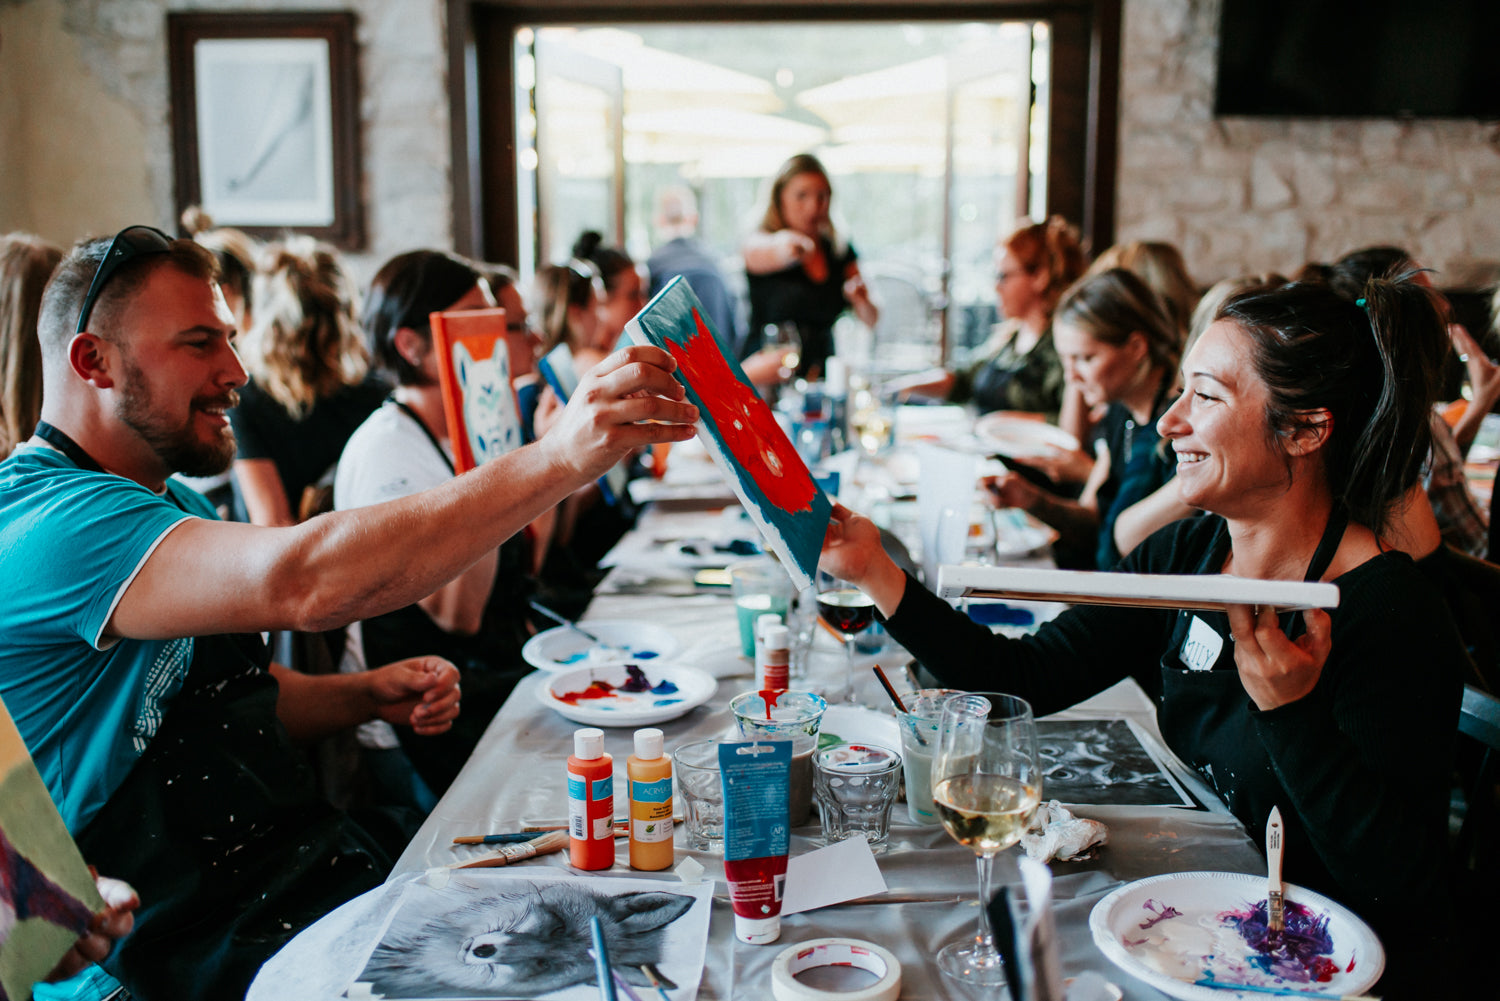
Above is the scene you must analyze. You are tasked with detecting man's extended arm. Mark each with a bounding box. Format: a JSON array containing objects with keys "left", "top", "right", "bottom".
[{"left": 108, "top": 348, "right": 697, "bottom": 640}]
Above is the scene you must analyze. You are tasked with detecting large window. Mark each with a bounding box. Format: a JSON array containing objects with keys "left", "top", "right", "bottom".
[
  {"left": 455, "top": 2, "right": 1119, "bottom": 367},
  {"left": 517, "top": 22, "right": 1049, "bottom": 368}
]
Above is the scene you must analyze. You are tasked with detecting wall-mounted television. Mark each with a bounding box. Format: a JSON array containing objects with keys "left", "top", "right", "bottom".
[{"left": 1215, "top": 0, "right": 1500, "bottom": 118}]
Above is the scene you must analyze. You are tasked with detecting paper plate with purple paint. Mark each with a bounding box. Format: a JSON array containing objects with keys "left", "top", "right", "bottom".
[
  {"left": 1088, "top": 871, "right": 1383, "bottom": 1001},
  {"left": 522, "top": 620, "right": 680, "bottom": 673},
  {"left": 539, "top": 663, "right": 718, "bottom": 727}
]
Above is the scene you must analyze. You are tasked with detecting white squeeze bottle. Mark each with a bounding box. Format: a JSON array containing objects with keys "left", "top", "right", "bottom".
[{"left": 755, "top": 623, "right": 791, "bottom": 692}]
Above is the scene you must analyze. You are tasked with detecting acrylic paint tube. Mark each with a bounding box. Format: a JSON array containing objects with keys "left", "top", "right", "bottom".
[
  {"left": 568, "top": 728, "right": 616, "bottom": 870},
  {"left": 719, "top": 740, "right": 792, "bottom": 944},
  {"left": 627, "top": 727, "right": 674, "bottom": 871}
]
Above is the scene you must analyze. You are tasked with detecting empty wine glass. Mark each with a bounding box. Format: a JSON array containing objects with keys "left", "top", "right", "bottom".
[
  {"left": 931, "top": 692, "right": 1041, "bottom": 987},
  {"left": 816, "top": 571, "right": 877, "bottom": 705}
]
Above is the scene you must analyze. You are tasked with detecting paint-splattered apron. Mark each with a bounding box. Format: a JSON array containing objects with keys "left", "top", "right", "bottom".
[{"left": 75, "top": 632, "right": 390, "bottom": 1000}]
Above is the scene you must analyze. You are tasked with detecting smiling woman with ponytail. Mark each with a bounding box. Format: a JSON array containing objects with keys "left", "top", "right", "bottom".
[{"left": 822, "top": 273, "right": 1465, "bottom": 994}]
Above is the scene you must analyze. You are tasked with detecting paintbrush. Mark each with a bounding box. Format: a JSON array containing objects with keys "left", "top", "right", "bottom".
[
  {"left": 1192, "top": 980, "right": 1379, "bottom": 1000},
  {"left": 639, "top": 965, "right": 672, "bottom": 1001},
  {"left": 529, "top": 600, "right": 606, "bottom": 645},
  {"left": 449, "top": 829, "right": 569, "bottom": 869},
  {"left": 457, "top": 829, "right": 629, "bottom": 844},
  {"left": 1266, "top": 805, "right": 1285, "bottom": 932},
  {"left": 452, "top": 832, "right": 547, "bottom": 845},
  {"left": 589, "top": 914, "right": 619, "bottom": 1001},
  {"left": 609, "top": 968, "right": 645, "bottom": 1001},
  {"left": 872, "top": 665, "right": 928, "bottom": 747}
]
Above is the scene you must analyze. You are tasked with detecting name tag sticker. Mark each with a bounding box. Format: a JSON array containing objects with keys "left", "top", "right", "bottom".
[{"left": 1180, "top": 615, "right": 1223, "bottom": 672}]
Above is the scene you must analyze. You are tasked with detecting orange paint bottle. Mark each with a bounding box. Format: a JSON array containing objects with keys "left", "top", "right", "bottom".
[
  {"left": 628, "top": 728, "right": 674, "bottom": 871},
  {"left": 567, "top": 728, "right": 616, "bottom": 870}
]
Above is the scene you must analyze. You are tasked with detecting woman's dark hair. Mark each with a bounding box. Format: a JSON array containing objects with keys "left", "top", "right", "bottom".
[
  {"left": 571, "top": 231, "right": 634, "bottom": 293},
  {"left": 1218, "top": 275, "right": 1448, "bottom": 533},
  {"left": 1054, "top": 267, "right": 1181, "bottom": 372},
  {"left": 364, "top": 250, "right": 482, "bottom": 385}
]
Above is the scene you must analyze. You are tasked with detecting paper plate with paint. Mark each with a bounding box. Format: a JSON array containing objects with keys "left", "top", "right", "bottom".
[
  {"left": 539, "top": 663, "right": 718, "bottom": 727},
  {"left": 974, "top": 412, "right": 1079, "bottom": 458},
  {"left": 1088, "top": 871, "right": 1383, "bottom": 1001},
  {"left": 522, "top": 621, "right": 680, "bottom": 673}
]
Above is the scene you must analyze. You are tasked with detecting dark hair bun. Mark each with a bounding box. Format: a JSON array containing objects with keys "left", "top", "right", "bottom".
[{"left": 572, "top": 230, "right": 604, "bottom": 260}]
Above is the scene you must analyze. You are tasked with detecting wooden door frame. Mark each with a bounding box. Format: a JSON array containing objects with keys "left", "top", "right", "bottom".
[{"left": 445, "top": 0, "right": 1120, "bottom": 265}]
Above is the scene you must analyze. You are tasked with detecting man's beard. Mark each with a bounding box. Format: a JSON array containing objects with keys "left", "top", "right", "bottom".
[{"left": 115, "top": 356, "right": 239, "bottom": 478}]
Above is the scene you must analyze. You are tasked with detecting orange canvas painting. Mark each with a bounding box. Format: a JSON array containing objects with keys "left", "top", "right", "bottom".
[{"left": 428, "top": 307, "right": 524, "bottom": 474}]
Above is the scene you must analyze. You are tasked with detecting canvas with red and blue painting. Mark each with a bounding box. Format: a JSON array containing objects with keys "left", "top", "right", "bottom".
[{"left": 625, "top": 276, "right": 832, "bottom": 590}]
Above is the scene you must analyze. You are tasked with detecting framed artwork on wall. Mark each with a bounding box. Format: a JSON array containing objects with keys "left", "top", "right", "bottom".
[{"left": 167, "top": 11, "right": 363, "bottom": 248}]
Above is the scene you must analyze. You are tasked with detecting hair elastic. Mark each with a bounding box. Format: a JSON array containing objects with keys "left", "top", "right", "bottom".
[{"left": 1354, "top": 297, "right": 1367, "bottom": 308}]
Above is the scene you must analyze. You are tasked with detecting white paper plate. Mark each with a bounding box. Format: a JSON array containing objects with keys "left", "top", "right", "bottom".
[
  {"left": 538, "top": 663, "right": 718, "bottom": 727},
  {"left": 974, "top": 413, "right": 1080, "bottom": 458},
  {"left": 522, "top": 620, "right": 680, "bottom": 673},
  {"left": 1088, "top": 871, "right": 1383, "bottom": 1001},
  {"left": 818, "top": 705, "right": 902, "bottom": 752}
]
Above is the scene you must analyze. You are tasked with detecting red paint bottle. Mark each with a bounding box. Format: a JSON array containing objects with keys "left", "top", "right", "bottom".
[{"left": 568, "top": 728, "right": 616, "bottom": 870}]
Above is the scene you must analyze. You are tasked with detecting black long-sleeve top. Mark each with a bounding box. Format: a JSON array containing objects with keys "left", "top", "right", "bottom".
[{"left": 882, "top": 514, "right": 1463, "bottom": 955}]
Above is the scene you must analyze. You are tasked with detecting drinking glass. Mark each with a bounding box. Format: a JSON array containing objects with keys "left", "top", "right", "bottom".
[
  {"left": 931, "top": 693, "right": 1041, "bottom": 987},
  {"left": 815, "top": 572, "right": 877, "bottom": 704}
]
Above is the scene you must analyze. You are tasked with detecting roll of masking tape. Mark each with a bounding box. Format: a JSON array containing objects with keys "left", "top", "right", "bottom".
[{"left": 770, "top": 938, "right": 902, "bottom": 1001}]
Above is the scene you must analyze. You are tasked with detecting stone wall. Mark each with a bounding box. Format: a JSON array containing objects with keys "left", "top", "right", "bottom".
[
  {"left": 0, "top": 0, "right": 452, "bottom": 277},
  {"left": 1117, "top": 0, "right": 1500, "bottom": 286},
  {"left": 3, "top": 0, "right": 1498, "bottom": 285}
]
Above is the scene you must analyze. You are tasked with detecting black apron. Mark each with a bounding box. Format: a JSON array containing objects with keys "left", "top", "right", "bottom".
[
  {"left": 74, "top": 632, "right": 393, "bottom": 1000},
  {"left": 1154, "top": 509, "right": 1347, "bottom": 890}
]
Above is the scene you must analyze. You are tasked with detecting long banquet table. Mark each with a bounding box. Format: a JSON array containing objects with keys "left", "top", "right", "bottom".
[{"left": 251, "top": 495, "right": 1265, "bottom": 1001}]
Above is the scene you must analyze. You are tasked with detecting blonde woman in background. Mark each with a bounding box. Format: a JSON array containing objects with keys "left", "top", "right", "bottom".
[
  {"left": 742, "top": 153, "right": 877, "bottom": 378},
  {"left": 0, "top": 233, "right": 62, "bottom": 460},
  {"left": 988, "top": 268, "right": 1182, "bottom": 569},
  {"left": 1086, "top": 240, "right": 1199, "bottom": 338},
  {"left": 229, "top": 236, "right": 389, "bottom": 525}
]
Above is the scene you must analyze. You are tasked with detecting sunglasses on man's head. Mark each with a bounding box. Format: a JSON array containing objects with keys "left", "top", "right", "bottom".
[{"left": 75, "top": 225, "right": 174, "bottom": 333}]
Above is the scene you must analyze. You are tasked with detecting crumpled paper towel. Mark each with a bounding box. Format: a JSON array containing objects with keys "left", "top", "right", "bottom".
[{"left": 1021, "top": 800, "right": 1108, "bottom": 862}]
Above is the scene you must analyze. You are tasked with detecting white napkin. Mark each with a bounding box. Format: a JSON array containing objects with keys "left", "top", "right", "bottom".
[{"left": 1021, "top": 800, "right": 1109, "bottom": 862}]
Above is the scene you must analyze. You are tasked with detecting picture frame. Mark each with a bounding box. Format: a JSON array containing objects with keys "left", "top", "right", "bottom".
[{"left": 168, "top": 11, "right": 363, "bottom": 248}]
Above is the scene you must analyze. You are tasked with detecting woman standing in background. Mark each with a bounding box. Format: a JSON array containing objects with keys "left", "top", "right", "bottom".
[{"left": 742, "top": 153, "right": 877, "bottom": 379}]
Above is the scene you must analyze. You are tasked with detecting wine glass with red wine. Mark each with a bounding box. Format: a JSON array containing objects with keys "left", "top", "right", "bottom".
[{"left": 816, "top": 572, "right": 877, "bottom": 704}]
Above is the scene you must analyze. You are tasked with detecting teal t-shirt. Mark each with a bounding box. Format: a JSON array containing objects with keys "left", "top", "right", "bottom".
[{"left": 0, "top": 444, "right": 212, "bottom": 832}]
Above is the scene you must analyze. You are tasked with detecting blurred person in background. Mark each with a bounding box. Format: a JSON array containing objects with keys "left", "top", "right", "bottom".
[
  {"left": 181, "top": 206, "right": 258, "bottom": 332},
  {"left": 987, "top": 268, "right": 1181, "bottom": 569},
  {"left": 229, "top": 237, "right": 388, "bottom": 526},
  {"left": 337, "top": 250, "right": 549, "bottom": 805},
  {"left": 573, "top": 230, "right": 646, "bottom": 356},
  {"left": 0, "top": 233, "right": 61, "bottom": 460},
  {"left": 647, "top": 184, "right": 741, "bottom": 349},
  {"left": 742, "top": 153, "right": 877, "bottom": 379},
  {"left": 890, "top": 216, "right": 1086, "bottom": 419}
]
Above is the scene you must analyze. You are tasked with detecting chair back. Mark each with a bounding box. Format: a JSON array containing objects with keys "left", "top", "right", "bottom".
[{"left": 1455, "top": 685, "right": 1500, "bottom": 875}]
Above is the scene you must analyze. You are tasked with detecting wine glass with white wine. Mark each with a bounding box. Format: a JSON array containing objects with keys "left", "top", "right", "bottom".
[{"left": 931, "top": 692, "right": 1041, "bottom": 987}]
